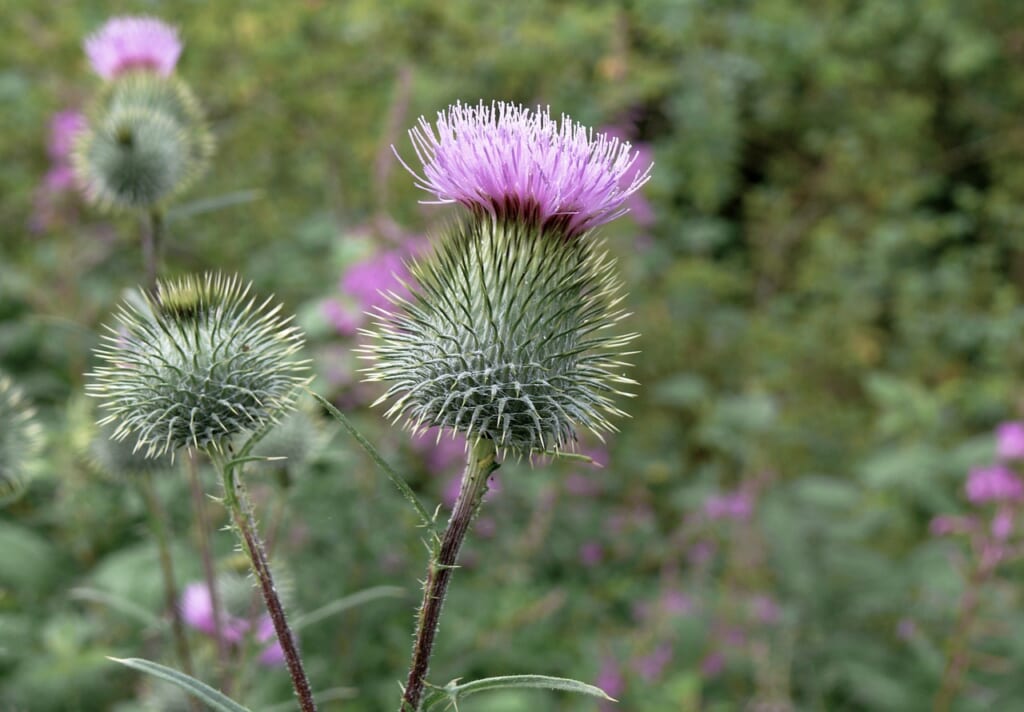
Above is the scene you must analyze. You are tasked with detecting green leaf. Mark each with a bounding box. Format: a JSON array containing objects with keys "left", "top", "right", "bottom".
[
  {"left": 108, "top": 657, "right": 252, "bottom": 712},
  {"left": 165, "top": 189, "right": 262, "bottom": 222},
  {"left": 311, "top": 390, "right": 435, "bottom": 530},
  {"left": 293, "top": 585, "right": 405, "bottom": 631},
  {"left": 69, "top": 587, "right": 164, "bottom": 630},
  {"left": 423, "top": 674, "right": 615, "bottom": 711}
]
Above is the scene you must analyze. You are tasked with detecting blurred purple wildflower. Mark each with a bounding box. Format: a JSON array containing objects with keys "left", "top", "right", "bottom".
[
  {"left": 84, "top": 16, "right": 182, "bottom": 80},
  {"left": 596, "top": 656, "right": 625, "bottom": 705},
  {"left": 632, "top": 642, "right": 672, "bottom": 682},
  {"left": 411, "top": 428, "right": 467, "bottom": 477},
  {"left": 897, "top": 618, "right": 917, "bottom": 641},
  {"left": 997, "top": 421, "right": 1024, "bottom": 461},
  {"left": 929, "top": 515, "right": 976, "bottom": 537},
  {"left": 704, "top": 489, "right": 754, "bottom": 521},
  {"left": 751, "top": 594, "right": 781, "bottom": 625},
  {"left": 701, "top": 651, "right": 725, "bottom": 677},
  {"left": 965, "top": 465, "right": 1024, "bottom": 504},
  {"left": 397, "top": 101, "right": 653, "bottom": 237},
  {"left": 180, "top": 582, "right": 247, "bottom": 644},
  {"left": 31, "top": 111, "right": 86, "bottom": 232},
  {"left": 991, "top": 508, "right": 1015, "bottom": 541},
  {"left": 327, "top": 246, "right": 416, "bottom": 336},
  {"left": 661, "top": 588, "right": 694, "bottom": 617},
  {"left": 579, "top": 541, "right": 604, "bottom": 567},
  {"left": 256, "top": 616, "right": 286, "bottom": 667}
]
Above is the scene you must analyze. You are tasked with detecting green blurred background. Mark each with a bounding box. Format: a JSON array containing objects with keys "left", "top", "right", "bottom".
[{"left": 4, "top": 0, "right": 1024, "bottom": 710}]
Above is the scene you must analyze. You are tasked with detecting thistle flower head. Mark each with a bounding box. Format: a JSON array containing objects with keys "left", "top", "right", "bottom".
[
  {"left": 398, "top": 101, "right": 652, "bottom": 238},
  {"left": 362, "top": 218, "right": 637, "bottom": 456},
  {"left": 72, "top": 106, "right": 190, "bottom": 211},
  {"left": 84, "top": 16, "right": 182, "bottom": 80},
  {"left": 0, "top": 376, "right": 45, "bottom": 506},
  {"left": 87, "top": 273, "right": 308, "bottom": 458}
]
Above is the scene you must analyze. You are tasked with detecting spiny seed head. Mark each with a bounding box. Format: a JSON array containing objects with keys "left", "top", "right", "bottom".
[
  {"left": 73, "top": 106, "right": 191, "bottom": 211},
  {"left": 0, "top": 375, "right": 45, "bottom": 507},
  {"left": 361, "top": 217, "right": 637, "bottom": 456},
  {"left": 86, "top": 273, "right": 309, "bottom": 459},
  {"left": 397, "top": 101, "right": 652, "bottom": 239}
]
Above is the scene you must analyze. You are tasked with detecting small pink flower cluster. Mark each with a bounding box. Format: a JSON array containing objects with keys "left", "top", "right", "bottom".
[
  {"left": 181, "top": 582, "right": 285, "bottom": 667},
  {"left": 31, "top": 111, "right": 86, "bottom": 232}
]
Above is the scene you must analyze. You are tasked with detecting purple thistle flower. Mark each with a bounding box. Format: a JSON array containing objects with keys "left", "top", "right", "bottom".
[
  {"left": 84, "top": 16, "right": 182, "bottom": 80},
  {"left": 997, "top": 421, "right": 1024, "bottom": 461},
  {"left": 397, "top": 101, "right": 652, "bottom": 238},
  {"left": 965, "top": 465, "right": 1024, "bottom": 504},
  {"left": 256, "top": 615, "right": 286, "bottom": 667},
  {"left": 48, "top": 111, "right": 87, "bottom": 162}
]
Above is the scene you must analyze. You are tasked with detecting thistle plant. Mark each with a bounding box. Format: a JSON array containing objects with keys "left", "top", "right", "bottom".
[
  {"left": 73, "top": 15, "right": 214, "bottom": 287},
  {"left": 0, "top": 375, "right": 45, "bottom": 507},
  {"left": 87, "top": 273, "right": 318, "bottom": 711},
  {"left": 364, "top": 100, "right": 651, "bottom": 711}
]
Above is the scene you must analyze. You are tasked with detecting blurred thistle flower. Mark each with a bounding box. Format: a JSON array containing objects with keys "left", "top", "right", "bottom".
[
  {"left": 49, "top": 110, "right": 88, "bottom": 163},
  {"left": 181, "top": 580, "right": 249, "bottom": 644},
  {"left": 400, "top": 101, "right": 651, "bottom": 238},
  {"left": 366, "top": 102, "right": 648, "bottom": 455},
  {"left": 704, "top": 488, "right": 754, "bottom": 521},
  {"left": 325, "top": 245, "right": 417, "bottom": 336},
  {"left": 87, "top": 273, "right": 308, "bottom": 458},
  {"left": 0, "top": 375, "right": 45, "bottom": 506},
  {"left": 997, "top": 421, "right": 1024, "bottom": 461},
  {"left": 90, "top": 421, "right": 174, "bottom": 478},
  {"left": 256, "top": 615, "right": 286, "bottom": 667},
  {"left": 991, "top": 508, "right": 1015, "bottom": 541},
  {"left": 73, "top": 106, "right": 191, "bottom": 211},
  {"left": 84, "top": 16, "right": 182, "bottom": 80},
  {"left": 965, "top": 465, "right": 1024, "bottom": 504},
  {"left": 31, "top": 110, "right": 87, "bottom": 232}
]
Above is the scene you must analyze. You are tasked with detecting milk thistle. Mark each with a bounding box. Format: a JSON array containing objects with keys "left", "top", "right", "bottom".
[{"left": 367, "top": 100, "right": 651, "bottom": 711}]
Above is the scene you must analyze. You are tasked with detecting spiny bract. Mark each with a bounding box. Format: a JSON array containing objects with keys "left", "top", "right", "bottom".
[
  {"left": 87, "top": 273, "right": 308, "bottom": 458},
  {"left": 0, "top": 375, "right": 45, "bottom": 506},
  {"left": 362, "top": 218, "right": 637, "bottom": 456}
]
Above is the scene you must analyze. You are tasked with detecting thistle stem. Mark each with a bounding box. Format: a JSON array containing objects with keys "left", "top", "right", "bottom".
[
  {"left": 216, "top": 456, "right": 318, "bottom": 712},
  {"left": 400, "top": 438, "right": 499, "bottom": 712},
  {"left": 186, "top": 450, "right": 229, "bottom": 682},
  {"left": 136, "top": 476, "right": 199, "bottom": 712},
  {"left": 141, "top": 208, "right": 164, "bottom": 293}
]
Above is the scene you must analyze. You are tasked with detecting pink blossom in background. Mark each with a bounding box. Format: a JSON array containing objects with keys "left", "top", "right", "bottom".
[
  {"left": 661, "top": 588, "right": 694, "bottom": 617},
  {"left": 929, "top": 515, "right": 976, "bottom": 537},
  {"left": 180, "top": 582, "right": 248, "bottom": 644},
  {"left": 596, "top": 656, "right": 625, "bottom": 705},
  {"left": 751, "top": 594, "right": 781, "bottom": 625},
  {"left": 704, "top": 489, "right": 754, "bottom": 521},
  {"left": 328, "top": 246, "right": 418, "bottom": 336},
  {"left": 965, "top": 465, "right": 1024, "bottom": 504},
  {"left": 322, "top": 299, "right": 361, "bottom": 336},
  {"left": 700, "top": 651, "right": 725, "bottom": 677},
  {"left": 997, "top": 421, "right": 1024, "bottom": 461},
  {"left": 31, "top": 111, "right": 86, "bottom": 232},
  {"left": 400, "top": 102, "right": 653, "bottom": 238},
  {"left": 579, "top": 541, "right": 604, "bottom": 567},
  {"left": 411, "top": 428, "right": 467, "bottom": 477},
  {"left": 687, "top": 540, "right": 717, "bottom": 566},
  {"left": 84, "top": 16, "right": 182, "bottom": 80},
  {"left": 48, "top": 111, "right": 86, "bottom": 162},
  {"left": 256, "top": 616, "right": 286, "bottom": 667},
  {"left": 991, "top": 508, "right": 1014, "bottom": 541},
  {"left": 632, "top": 642, "right": 673, "bottom": 682}
]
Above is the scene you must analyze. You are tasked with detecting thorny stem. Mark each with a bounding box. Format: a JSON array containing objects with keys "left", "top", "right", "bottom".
[
  {"left": 400, "top": 438, "right": 499, "bottom": 712},
  {"left": 216, "top": 455, "right": 318, "bottom": 712},
  {"left": 136, "top": 476, "right": 200, "bottom": 712},
  {"left": 141, "top": 208, "right": 164, "bottom": 293},
  {"left": 186, "top": 450, "right": 229, "bottom": 684}
]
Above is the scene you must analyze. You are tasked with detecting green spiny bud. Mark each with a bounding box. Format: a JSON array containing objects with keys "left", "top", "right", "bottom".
[
  {"left": 362, "top": 218, "right": 637, "bottom": 456},
  {"left": 0, "top": 375, "right": 45, "bottom": 506},
  {"left": 86, "top": 273, "right": 309, "bottom": 458},
  {"left": 73, "top": 106, "right": 191, "bottom": 211}
]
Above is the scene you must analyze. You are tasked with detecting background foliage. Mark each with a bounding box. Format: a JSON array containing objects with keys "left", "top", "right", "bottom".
[{"left": 4, "top": 0, "right": 1024, "bottom": 709}]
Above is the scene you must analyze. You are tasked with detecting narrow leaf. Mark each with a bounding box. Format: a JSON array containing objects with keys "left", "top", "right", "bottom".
[
  {"left": 166, "top": 189, "right": 262, "bottom": 222},
  {"left": 424, "top": 675, "right": 615, "bottom": 710},
  {"left": 293, "top": 585, "right": 406, "bottom": 631},
  {"left": 70, "top": 587, "right": 164, "bottom": 630},
  {"left": 311, "top": 390, "right": 435, "bottom": 529},
  {"left": 108, "top": 657, "right": 252, "bottom": 712}
]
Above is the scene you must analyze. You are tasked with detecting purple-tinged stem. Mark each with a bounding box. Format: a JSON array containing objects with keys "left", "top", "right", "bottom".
[{"left": 400, "top": 438, "right": 498, "bottom": 712}]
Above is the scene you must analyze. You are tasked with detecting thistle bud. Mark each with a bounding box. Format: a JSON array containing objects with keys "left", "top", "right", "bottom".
[
  {"left": 365, "top": 102, "right": 650, "bottom": 456},
  {"left": 0, "top": 375, "right": 45, "bottom": 506},
  {"left": 87, "top": 274, "right": 309, "bottom": 458},
  {"left": 73, "top": 106, "right": 191, "bottom": 211}
]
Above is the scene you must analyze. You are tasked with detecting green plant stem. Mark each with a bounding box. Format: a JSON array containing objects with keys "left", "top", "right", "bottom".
[
  {"left": 400, "top": 438, "right": 499, "bottom": 712},
  {"left": 142, "top": 208, "right": 164, "bottom": 293},
  {"left": 136, "top": 476, "right": 200, "bottom": 712},
  {"left": 186, "top": 450, "right": 230, "bottom": 682},
  {"left": 932, "top": 541, "right": 1001, "bottom": 712},
  {"left": 215, "top": 455, "right": 318, "bottom": 712}
]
